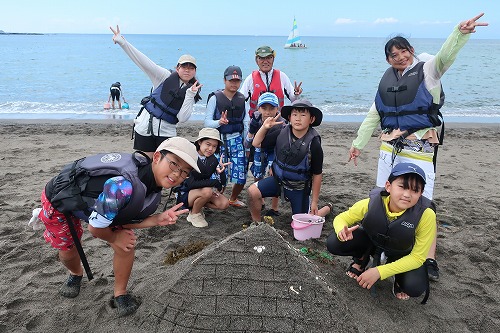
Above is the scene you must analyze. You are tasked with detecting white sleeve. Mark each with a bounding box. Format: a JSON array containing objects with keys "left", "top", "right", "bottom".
[
  {"left": 114, "top": 34, "right": 171, "bottom": 89},
  {"left": 280, "top": 71, "right": 298, "bottom": 102},
  {"left": 88, "top": 211, "right": 113, "bottom": 228}
]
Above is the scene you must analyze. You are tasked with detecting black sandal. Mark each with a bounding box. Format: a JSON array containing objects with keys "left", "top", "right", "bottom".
[
  {"left": 346, "top": 257, "right": 365, "bottom": 278},
  {"left": 392, "top": 282, "right": 410, "bottom": 301}
]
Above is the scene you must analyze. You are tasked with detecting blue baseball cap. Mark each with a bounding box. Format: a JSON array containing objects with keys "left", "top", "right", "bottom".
[
  {"left": 257, "top": 92, "right": 279, "bottom": 107},
  {"left": 389, "top": 163, "right": 426, "bottom": 184}
]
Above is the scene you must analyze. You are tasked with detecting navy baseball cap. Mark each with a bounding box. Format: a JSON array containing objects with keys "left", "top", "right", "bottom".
[
  {"left": 224, "top": 65, "right": 242, "bottom": 80},
  {"left": 389, "top": 163, "right": 426, "bottom": 184}
]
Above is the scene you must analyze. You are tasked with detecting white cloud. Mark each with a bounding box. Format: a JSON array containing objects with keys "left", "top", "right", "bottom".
[
  {"left": 418, "top": 20, "right": 452, "bottom": 25},
  {"left": 374, "top": 17, "right": 398, "bottom": 24},
  {"left": 335, "top": 18, "right": 357, "bottom": 25}
]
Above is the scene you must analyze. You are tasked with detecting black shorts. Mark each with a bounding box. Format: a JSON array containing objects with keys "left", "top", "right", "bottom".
[
  {"left": 110, "top": 88, "right": 120, "bottom": 101},
  {"left": 133, "top": 132, "right": 170, "bottom": 153}
]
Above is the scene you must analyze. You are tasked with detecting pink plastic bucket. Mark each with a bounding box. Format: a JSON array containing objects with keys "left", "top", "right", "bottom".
[
  {"left": 290, "top": 214, "right": 325, "bottom": 241},
  {"left": 104, "top": 102, "right": 111, "bottom": 110}
]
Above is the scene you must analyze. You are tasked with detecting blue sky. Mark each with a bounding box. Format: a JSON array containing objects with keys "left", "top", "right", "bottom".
[{"left": 1, "top": 0, "right": 498, "bottom": 39}]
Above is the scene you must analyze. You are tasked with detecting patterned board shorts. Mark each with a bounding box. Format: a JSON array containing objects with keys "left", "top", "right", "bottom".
[
  {"left": 250, "top": 148, "right": 275, "bottom": 179},
  {"left": 39, "top": 190, "right": 83, "bottom": 251},
  {"left": 219, "top": 136, "right": 247, "bottom": 185}
]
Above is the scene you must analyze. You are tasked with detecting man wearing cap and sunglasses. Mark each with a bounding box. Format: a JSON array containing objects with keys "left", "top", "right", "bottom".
[
  {"left": 205, "top": 65, "right": 249, "bottom": 207},
  {"left": 240, "top": 45, "right": 303, "bottom": 117},
  {"left": 110, "top": 25, "right": 202, "bottom": 159}
]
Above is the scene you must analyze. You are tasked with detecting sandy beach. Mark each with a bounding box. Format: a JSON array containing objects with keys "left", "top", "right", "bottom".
[{"left": 0, "top": 120, "right": 499, "bottom": 332}]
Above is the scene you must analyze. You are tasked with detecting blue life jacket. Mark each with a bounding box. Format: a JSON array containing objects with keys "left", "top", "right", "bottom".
[
  {"left": 272, "top": 126, "right": 319, "bottom": 190},
  {"left": 361, "top": 187, "right": 432, "bottom": 257},
  {"left": 45, "top": 152, "right": 161, "bottom": 225},
  {"left": 209, "top": 90, "right": 246, "bottom": 134},
  {"left": 144, "top": 72, "right": 190, "bottom": 124},
  {"left": 375, "top": 62, "right": 444, "bottom": 131}
]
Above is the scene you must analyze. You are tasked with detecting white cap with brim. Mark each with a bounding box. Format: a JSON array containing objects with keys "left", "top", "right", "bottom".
[
  {"left": 177, "top": 54, "right": 197, "bottom": 68},
  {"left": 156, "top": 137, "right": 200, "bottom": 173},
  {"left": 195, "top": 128, "right": 223, "bottom": 145}
]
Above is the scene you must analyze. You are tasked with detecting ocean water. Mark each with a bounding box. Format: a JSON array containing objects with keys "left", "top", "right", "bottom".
[{"left": 1, "top": 33, "right": 500, "bottom": 123}]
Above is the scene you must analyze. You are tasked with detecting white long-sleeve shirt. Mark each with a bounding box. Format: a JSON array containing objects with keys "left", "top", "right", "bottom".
[{"left": 114, "top": 34, "right": 196, "bottom": 137}]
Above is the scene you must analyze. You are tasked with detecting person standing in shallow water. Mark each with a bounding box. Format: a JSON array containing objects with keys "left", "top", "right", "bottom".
[
  {"left": 347, "top": 13, "right": 488, "bottom": 282},
  {"left": 110, "top": 25, "right": 202, "bottom": 159}
]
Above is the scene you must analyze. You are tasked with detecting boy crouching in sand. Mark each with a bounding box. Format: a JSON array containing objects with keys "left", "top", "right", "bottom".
[
  {"left": 326, "top": 163, "right": 436, "bottom": 302},
  {"left": 37, "top": 137, "right": 199, "bottom": 316}
]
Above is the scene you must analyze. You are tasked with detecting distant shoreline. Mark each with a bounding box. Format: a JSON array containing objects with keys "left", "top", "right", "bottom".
[{"left": 0, "top": 31, "right": 43, "bottom": 35}]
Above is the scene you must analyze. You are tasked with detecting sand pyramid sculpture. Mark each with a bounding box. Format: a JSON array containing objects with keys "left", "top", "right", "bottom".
[{"left": 134, "top": 224, "right": 359, "bottom": 332}]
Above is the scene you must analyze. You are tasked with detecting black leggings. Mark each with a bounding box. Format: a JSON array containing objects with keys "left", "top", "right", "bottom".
[{"left": 326, "top": 229, "right": 428, "bottom": 297}]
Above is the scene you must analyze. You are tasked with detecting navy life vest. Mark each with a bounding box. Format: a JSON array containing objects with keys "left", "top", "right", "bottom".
[
  {"left": 209, "top": 90, "right": 246, "bottom": 134},
  {"left": 375, "top": 62, "right": 445, "bottom": 131},
  {"left": 143, "top": 72, "right": 190, "bottom": 125},
  {"left": 361, "top": 187, "right": 432, "bottom": 257},
  {"left": 45, "top": 152, "right": 161, "bottom": 225},
  {"left": 272, "top": 126, "right": 319, "bottom": 190}
]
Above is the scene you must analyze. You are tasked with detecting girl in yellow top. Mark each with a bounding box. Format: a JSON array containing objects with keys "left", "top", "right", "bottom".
[{"left": 326, "top": 163, "right": 436, "bottom": 301}]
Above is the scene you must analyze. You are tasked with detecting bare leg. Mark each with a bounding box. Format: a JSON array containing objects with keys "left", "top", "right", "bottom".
[
  {"left": 271, "top": 197, "right": 279, "bottom": 211},
  {"left": 229, "top": 183, "right": 245, "bottom": 202},
  {"left": 59, "top": 247, "right": 83, "bottom": 276},
  {"left": 110, "top": 244, "right": 135, "bottom": 297},
  {"left": 248, "top": 184, "right": 262, "bottom": 222},
  {"left": 317, "top": 204, "right": 332, "bottom": 217}
]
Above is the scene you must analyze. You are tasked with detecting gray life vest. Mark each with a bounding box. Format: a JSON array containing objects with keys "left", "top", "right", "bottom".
[
  {"left": 361, "top": 187, "right": 432, "bottom": 257},
  {"left": 45, "top": 152, "right": 161, "bottom": 225},
  {"left": 375, "top": 62, "right": 444, "bottom": 131},
  {"left": 144, "top": 72, "right": 190, "bottom": 124},
  {"left": 272, "top": 126, "right": 319, "bottom": 190},
  {"left": 209, "top": 90, "right": 246, "bottom": 134}
]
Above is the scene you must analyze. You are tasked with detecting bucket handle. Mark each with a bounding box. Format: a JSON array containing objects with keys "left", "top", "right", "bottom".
[{"left": 291, "top": 217, "right": 325, "bottom": 230}]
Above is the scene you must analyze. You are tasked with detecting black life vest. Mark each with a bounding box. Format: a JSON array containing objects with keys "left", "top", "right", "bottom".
[
  {"left": 361, "top": 187, "right": 432, "bottom": 257},
  {"left": 144, "top": 72, "right": 190, "bottom": 124},
  {"left": 209, "top": 90, "right": 246, "bottom": 134},
  {"left": 45, "top": 152, "right": 161, "bottom": 225},
  {"left": 375, "top": 62, "right": 445, "bottom": 131},
  {"left": 272, "top": 126, "right": 319, "bottom": 189}
]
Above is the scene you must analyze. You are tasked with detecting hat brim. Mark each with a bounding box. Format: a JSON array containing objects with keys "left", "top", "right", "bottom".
[
  {"left": 178, "top": 62, "right": 197, "bottom": 68},
  {"left": 195, "top": 135, "right": 223, "bottom": 145},
  {"left": 165, "top": 148, "right": 200, "bottom": 173},
  {"left": 257, "top": 102, "right": 279, "bottom": 107},
  {"left": 280, "top": 105, "right": 323, "bottom": 127},
  {"left": 390, "top": 170, "right": 426, "bottom": 184},
  {"left": 224, "top": 75, "right": 242, "bottom": 81}
]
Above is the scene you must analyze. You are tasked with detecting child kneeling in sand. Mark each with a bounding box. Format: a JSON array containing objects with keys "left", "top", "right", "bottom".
[
  {"left": 326, "top": 163, "right": 436, "bottom": 301},
  {"left": 176, "top": 128, "right": 231, "bottom": 227},
  {"left": 247, "top": 99, "right": 331, "bottom": 223},
  {"left": 37, "top": 137, "right": 199, "bottom": 316},
  {"left": 244, "top": 92, "right": 285, "bottom": 217}
]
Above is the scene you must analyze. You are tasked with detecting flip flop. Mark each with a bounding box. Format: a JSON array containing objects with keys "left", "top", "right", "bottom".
[
  {"left": 229, "top": 199, "right": 246, "bottom": 208},
  {"left": 392, "top": 282, "right": 410, "bottom": 301}
]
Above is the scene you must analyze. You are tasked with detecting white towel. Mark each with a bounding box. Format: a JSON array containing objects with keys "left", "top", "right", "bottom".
[{"left": 28, "top": 208, "right": 45, "bottom": 231}]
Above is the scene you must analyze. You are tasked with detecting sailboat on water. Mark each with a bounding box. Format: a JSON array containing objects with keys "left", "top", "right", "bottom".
[{"left": 284, "top": 17, "right": 307, "bottom": 49}]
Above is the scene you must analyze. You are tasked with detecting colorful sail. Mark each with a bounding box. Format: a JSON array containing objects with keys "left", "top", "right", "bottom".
[{"left": 284, "top": 17, "right": 307, "bottom": 49}]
